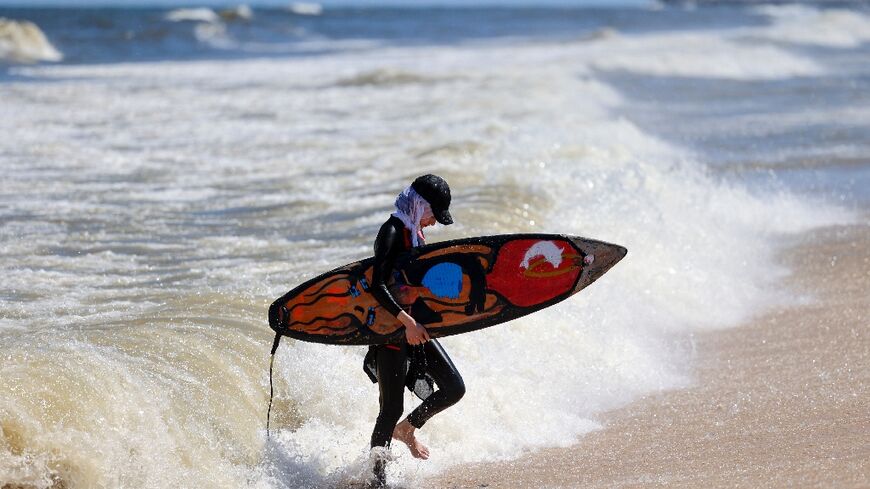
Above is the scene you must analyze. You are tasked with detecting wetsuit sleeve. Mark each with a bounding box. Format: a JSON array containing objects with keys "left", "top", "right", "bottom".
[{"left": 370, "top": 220, "right": 404, "bottom": 317}]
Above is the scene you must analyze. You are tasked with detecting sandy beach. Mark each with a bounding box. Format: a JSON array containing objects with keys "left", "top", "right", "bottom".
[{"left": 426, "top": 222, "right": 869, "bottom": 488}]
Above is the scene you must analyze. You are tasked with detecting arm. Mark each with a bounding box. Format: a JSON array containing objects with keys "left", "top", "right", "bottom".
[
  {"left": 370, "top": 219, "right": 430, "bottom": 344},
  {"left": 370, "top": 219, "right": 405, "bottom": 317}
]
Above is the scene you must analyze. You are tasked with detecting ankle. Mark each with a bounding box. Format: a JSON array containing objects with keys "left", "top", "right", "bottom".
[{"left": 396, "top": 420, "right": 413, "bottom": 433}]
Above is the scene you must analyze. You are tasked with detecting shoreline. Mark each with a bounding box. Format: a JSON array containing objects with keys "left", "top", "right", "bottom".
[{"left": 424, "top": 222, "right": 869, "bottom": 488}]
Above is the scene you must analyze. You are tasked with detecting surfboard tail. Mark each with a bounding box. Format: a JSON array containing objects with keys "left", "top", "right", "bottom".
[{"left": 268, "top": 300, "right": 286, "bottom": 336}]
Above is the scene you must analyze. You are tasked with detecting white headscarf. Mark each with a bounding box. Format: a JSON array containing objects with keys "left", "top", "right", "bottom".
[{"left": 392, "top": 186, "right": 431, "bottom": 247}]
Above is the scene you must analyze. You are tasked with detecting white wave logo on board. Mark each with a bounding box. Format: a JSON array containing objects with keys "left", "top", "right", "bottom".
[{"left": 520, "top": 240, "right": 565, "bottom": 270}]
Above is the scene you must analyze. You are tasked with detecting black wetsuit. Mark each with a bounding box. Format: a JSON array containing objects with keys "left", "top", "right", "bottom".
[{"left": 368, "top": 216, "right": 466, "bottom": 449}]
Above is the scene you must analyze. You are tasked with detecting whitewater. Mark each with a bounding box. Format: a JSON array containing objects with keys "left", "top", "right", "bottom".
[{"left": 1, "top": 4, "right": 866, "bottom": 488}]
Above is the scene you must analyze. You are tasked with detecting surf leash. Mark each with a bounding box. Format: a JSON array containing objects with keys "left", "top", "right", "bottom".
[{"left": 266, "top": 332, "right": 282, "bottom": 439}]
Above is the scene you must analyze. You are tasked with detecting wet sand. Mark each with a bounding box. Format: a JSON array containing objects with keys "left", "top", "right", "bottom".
[{"left": 426, "top": 222, "right": 870, "bottom": 488}]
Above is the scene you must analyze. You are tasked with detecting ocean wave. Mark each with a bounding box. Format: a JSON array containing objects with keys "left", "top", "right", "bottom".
[
  {"left": 751, "top": 4, "right": 870, "bottom": 48},
  {"left": 219, "top": 4, "right": 254, "bottom": 22},
  {"left": 586, "top": 32, "right": 823, "bottom": 79},
  {"left": 165, "top": 8, "right": 221, "bottom": 24},
  {"left": 582, "top": 27, "right": 618, "bottom": 42},
  {"left": 288, "top": 3, "right": 323, "bottom": 16},
  {"left": 415, "top": 140, "right": 484, "bottom": 159},
  {"left": 334, "top": 68, "right": 445, "bottom": 87},
  {"left": 0, "top": 18, "right": 62, "bottom": 64},
  {"left": 164, "top": 6, "right": 256, "bottom": 50},
  {"left": 194, "top": 22, "right": 235, "bottom": 49}
]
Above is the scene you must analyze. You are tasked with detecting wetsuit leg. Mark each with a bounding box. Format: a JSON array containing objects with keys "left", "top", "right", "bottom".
[
  {"left": 371, "top": 345, "right": 408, "bottom": 448},
  {"left": 406, "top": 339, "right": 465, "bottom": 429}
]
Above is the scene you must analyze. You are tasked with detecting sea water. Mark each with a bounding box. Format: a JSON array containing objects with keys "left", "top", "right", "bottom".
[{"left": 0, "top": 4, "right": 867, "bottom": 488}]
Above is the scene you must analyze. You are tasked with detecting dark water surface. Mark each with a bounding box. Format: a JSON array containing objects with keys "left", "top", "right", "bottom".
[{"left": 0, "top": 5, "right": 770, "bottom": 64}]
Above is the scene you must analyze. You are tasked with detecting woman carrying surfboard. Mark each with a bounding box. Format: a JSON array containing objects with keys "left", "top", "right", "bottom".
[
  {"left": 365, "top": 174, "right": 465, "bottom": 487},
  {"left": 267, "top": 175, "right": 627, "bottom": 486}
]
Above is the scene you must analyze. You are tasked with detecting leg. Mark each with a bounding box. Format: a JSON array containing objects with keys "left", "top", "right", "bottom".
[
  {"left": 393, "top": 339, "right": 465, "bottom": 459},
  {"left": 369, "top": 345, "right": 407, "bottom": 487},
  {"left": 406, "top": 339, "right": 465, "bottom": 429},
  {"left": 371, "top": 345, "right": 408, "bottom": 448}
]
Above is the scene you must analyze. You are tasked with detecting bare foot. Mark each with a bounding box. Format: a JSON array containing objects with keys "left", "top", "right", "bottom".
[{"left": 392, "top": 420, "right": 430, "bottom": 460}]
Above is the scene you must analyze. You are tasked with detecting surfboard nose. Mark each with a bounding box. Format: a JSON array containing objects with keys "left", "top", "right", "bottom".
[{"left": 568, "top": 237, "right": 627, "bottom": 292}]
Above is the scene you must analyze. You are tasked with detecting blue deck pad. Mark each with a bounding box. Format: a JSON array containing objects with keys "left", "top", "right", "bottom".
[{"left": 422, "top": 262, "right": 464, "bottom": 299}]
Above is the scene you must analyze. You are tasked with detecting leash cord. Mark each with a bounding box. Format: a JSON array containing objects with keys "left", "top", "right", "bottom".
[{"left": 266, "top": 333, "right": 281, "bottom": 438}]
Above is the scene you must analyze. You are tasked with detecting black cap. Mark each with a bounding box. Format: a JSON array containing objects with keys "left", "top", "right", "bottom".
[{"left": 412, "top": 174, "right": 453, "bottom": 225}]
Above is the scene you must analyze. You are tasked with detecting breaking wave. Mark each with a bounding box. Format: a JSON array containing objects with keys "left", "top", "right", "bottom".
[{"left": 0, "top": 18, "right": 62, "bottom": 64}]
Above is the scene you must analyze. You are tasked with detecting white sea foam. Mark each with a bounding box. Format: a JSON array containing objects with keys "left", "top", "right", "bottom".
[
  {"left": 0, "top": 17, "right": 856, "bottom": 489},
  {"left": 165, "top": 8, "right": 221, "bottom": 24},
  {"left": 583, "top": 31, "right": 823, "bottom": 79},
  {"left": 288, "top": 3, "right": 323, "bottom": 16},
  {"left": 0, "top": 18, "right": 62, "bottom": 63},
  {"left": 194, "top": 22, "right": 235, "bottom": 48},
  {"left": 751, "top": 5, "right": 870, "bottom": 48},
  {"left": 220, "top": 4, "right": 254, "bottom": 22}
]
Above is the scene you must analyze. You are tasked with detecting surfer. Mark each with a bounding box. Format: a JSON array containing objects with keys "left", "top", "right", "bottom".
[{"left": 365, "top": 174, "right": 465, "bottom": 487}]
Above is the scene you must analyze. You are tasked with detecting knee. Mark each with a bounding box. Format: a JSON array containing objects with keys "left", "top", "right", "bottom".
[{"left": 443, "top": 377, "right": 465, "bottom": 404}]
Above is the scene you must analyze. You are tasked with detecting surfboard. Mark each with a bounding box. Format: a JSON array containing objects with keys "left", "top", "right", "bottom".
[{"left": 269, "top": 234, "right": 627, "bottom": 345}]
